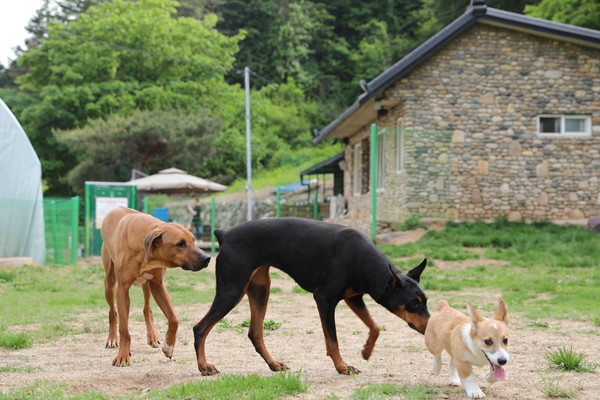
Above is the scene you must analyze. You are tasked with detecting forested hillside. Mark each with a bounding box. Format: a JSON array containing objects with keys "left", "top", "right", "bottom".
[{"left": 0, "top": 0, "right": 598, "bottom": 196}]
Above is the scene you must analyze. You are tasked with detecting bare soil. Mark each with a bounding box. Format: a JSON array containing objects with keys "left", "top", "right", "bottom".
[{"left": 1, "top": 255, "right": 599, "bottom": 399}]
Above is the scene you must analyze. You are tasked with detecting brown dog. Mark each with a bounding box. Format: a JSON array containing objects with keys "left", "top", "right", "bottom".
[{"left": 101, "top": 206, "right": 210, "bottom": 366}]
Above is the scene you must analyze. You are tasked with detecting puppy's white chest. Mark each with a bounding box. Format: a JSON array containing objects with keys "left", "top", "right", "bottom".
[{"left": 133, "top": 273, "right": 154, "bottom": 285}]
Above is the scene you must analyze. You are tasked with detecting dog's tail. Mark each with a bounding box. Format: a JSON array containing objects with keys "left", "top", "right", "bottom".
[{"left": 214, "top": 229, "right": 226, "bottom": 246}]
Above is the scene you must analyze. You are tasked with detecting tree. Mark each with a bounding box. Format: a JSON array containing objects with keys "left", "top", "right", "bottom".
[
  {"left": 54, "top": 109, "right": 221, "bottom": 192},
  {"left": 16, "top": 0, "right": 244, "bottom": 195},
  {"left": 525, "top": 0, "right": 600, "bottom": 29}
]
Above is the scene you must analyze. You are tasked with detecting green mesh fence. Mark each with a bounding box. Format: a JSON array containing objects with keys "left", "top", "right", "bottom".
[{"left": 44, "top": 197, "right": 80, "bottom": 265}]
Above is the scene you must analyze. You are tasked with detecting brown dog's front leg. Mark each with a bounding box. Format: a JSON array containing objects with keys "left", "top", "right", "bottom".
[
  {"left": 148, "top": 280, "right": 178, "bottom": 359},
  {"left": 142, "top": 282, "right": 160, "bottom": 348},
  {"left": 113, "top": 283, "right": 132, "bottom": 366},
  {"left": 102, "top": 246, "right": 119, "bottom": 348}
]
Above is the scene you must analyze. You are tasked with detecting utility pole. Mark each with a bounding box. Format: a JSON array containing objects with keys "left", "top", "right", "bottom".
[{"left": 244, "top": 66, "right": 253, "bottom": 221}]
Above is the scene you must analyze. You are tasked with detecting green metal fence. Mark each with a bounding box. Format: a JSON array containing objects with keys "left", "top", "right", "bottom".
[{"left": 44, "top": 197, "right": 80, "bottom": 265}]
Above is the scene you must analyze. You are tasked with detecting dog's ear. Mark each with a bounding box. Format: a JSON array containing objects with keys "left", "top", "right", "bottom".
[
  {"left": 467, "top": 301, "right": 484, "bottom": 326},
  {"left": 406, "top": 258, "right": 427, "bottom": 283},
  {"left": 493, "top": 298, "right": 509, "bottom": 325},
  {"left": 388, "top": 264, "right": 402, "bottom": 287},
  {"left": 144, "top": 228, "right": 163, "bottom": 261}
]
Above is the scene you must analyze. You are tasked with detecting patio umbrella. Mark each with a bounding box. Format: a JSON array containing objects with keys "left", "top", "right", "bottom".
[{"left": 129, "top": 167, "right": 227, "bottom": 194}]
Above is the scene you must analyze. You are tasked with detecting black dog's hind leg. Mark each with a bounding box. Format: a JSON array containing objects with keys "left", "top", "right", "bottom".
[
  {"left": 344, "top": 295, "right": 380, "bottom": 360},
  {"left": 314, "top": 292, "right": 360, "bottom": 374},
  {"left": 193, "top": 272, "right": 249, "bottom": 376},
  {"left": 246, "top": 267, "right": 289, "bottom": 372}
]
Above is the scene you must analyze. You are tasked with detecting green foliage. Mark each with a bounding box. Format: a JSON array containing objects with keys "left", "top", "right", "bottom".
[
  {"left": 546, "top": 347, "right": 597, "bottom": 373},
  {"left": 525, "top": 0, "right": 600, "bottom": 29},
  {"left": 263, "top": 319, "right": 283, "bottom": 330},
  {"left": 54, "top": 108, "right": 221, "bottom": 190},
  {"left": 399, "top": 215, "right": 426, "bottom": 231},
  {"left": 15, "top": 0, "right": 244, "bottom": 195}
]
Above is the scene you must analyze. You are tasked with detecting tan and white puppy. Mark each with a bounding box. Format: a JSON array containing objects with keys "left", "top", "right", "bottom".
[{"left": 424, "top": 299, "right": 509, "bottom": 399}]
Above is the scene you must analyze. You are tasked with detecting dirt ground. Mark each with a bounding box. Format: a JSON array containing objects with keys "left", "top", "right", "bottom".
[{"left": 1, "top": 252, "right": 599, "bottom": 399}]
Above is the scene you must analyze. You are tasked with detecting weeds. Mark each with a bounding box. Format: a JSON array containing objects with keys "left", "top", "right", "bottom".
[
  {"left": 399, "top": 216, "right": 425, "bottom": 231},
  {"left": 542, "top": 377, "right": 582, "bottom": 398},
  {"left": 0, "top": 325, "right": 33, "bottom": 349},
  {"left": 527, "top": 320, "right": 550, "bottom": 329},
  {"left": 546, "top": 347, "right": 597, "bottom": 373}
]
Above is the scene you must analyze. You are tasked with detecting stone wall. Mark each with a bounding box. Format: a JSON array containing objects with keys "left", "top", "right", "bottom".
[{"left": 341, "top": 23, "right": 600, "bottom": 233}]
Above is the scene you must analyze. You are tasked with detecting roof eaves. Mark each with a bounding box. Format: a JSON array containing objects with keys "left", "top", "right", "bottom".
[
  {"left": 300, "top": 152, "right": 344, "bottom": 176},
  {"left": 482, "top": 8, "right": 600, "bottom": 47}
]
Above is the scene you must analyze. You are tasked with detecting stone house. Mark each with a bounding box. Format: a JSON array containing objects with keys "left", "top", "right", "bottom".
[{"left": 312, "top": 0, "right": 600, "bottom": 234}]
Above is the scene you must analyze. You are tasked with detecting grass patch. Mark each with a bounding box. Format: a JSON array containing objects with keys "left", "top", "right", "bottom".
[
  {"left": 379, "top": 220, "right": 600, "bottom": 320},
  {"left": 292, "top": 286, "right": 310, "bottom": 294},
  {"left": 0, "top": 325, "right": 33, "bottom": 349},
  {"left": 0, "top": 263, "right": 215, "bottom": 332},
  {"left": 542, "top": 377, "right": 582, "bottom": 398},
  {"left": 546, "top": 347, "right": 597, "bottom": 373},
  {"left": 0, "top": 380, "right": 108, "bottom": 400},
  {"left": 0, "top": 366, "right": 36, "bottom": 373},
  {"left": 142, "top": 372, "right": 307, "bottom": 400},
  {"left": 351, "top": 383, "right": 437, "bottom": 400},
  {"left": 527, "top": 320, "right": 550, "bottom": 329},
  {"left": 0, "top": 374, "right": 307, "bottom": 400}
]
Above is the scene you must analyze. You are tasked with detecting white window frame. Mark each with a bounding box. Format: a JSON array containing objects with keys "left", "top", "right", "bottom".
[
  {"left": 376, "top": 130, "right": 385, "bottom": 191},
  {"left": 396, "top": 118, "right": 405, "bottom": 173},
  {"left": 352, "top": 143, "right": 362, "bottom": 196},
  {"left": 537, "top": 115, "right": 591, "bottom": 137}
]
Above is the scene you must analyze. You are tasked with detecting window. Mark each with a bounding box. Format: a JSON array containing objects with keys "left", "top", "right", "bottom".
[
  {"left": 352, "top": 143, "right": 361, "bottom": 196},
  {"left": 538, "top": 115, "right": 591, "bottom": 137},
  {"left": 396, "top": 118, "right": 405, "bottom": 173}
]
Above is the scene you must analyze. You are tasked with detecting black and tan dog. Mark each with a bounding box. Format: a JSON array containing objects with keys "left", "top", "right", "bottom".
[
  {"left": 101, "top": 206, "right": 211, "bottom": 366},
  {"left": 193, "top": 217, "right": 429, "bottom": 375}
]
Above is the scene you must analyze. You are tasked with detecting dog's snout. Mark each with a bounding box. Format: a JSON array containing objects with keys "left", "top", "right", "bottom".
[
  {"left": 498, "top": 357, "right": 507, "bottom": 365},
  {"left": 196, "top": 252, "right": 211, "bottom": 270}
]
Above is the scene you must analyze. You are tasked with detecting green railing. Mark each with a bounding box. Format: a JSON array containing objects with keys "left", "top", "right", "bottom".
[{"left": 44, "top": 197, "right": 80, "bottom": 265}]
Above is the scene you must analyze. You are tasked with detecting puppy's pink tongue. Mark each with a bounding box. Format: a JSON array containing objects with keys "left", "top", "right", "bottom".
[{"left": 493, "top": 364, "right": 506, "bottom": 380}]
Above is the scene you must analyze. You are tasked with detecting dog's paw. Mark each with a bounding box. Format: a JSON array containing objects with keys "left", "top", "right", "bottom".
[
  {"left": 112, "top": 353, "right": 131, "bottom": 367},
  {"left": 337, "top": 364, "right": 360, "bottom": 375},
  {"left": 105, "top": 338, "right": 119, "bottom": 349},
  {"left": 268, "top": 361, "right": 289, "bottom": 371},
  {"left": 162, "top": 343, "right": 174, "bottom": 359},
  {"left": 199, "top": 363, "right": 219, "bottom": 376},
  {"left": 466, "top": 388, "right": 486, "bottom": 399},
  {"left": 448, "top": 377, "right": 461, "bottom": 386}
]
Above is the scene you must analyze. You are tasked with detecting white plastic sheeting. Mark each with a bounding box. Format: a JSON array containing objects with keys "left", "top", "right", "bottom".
[{"left": 0, "top": 98, "right": 45, "bottom": 264}]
